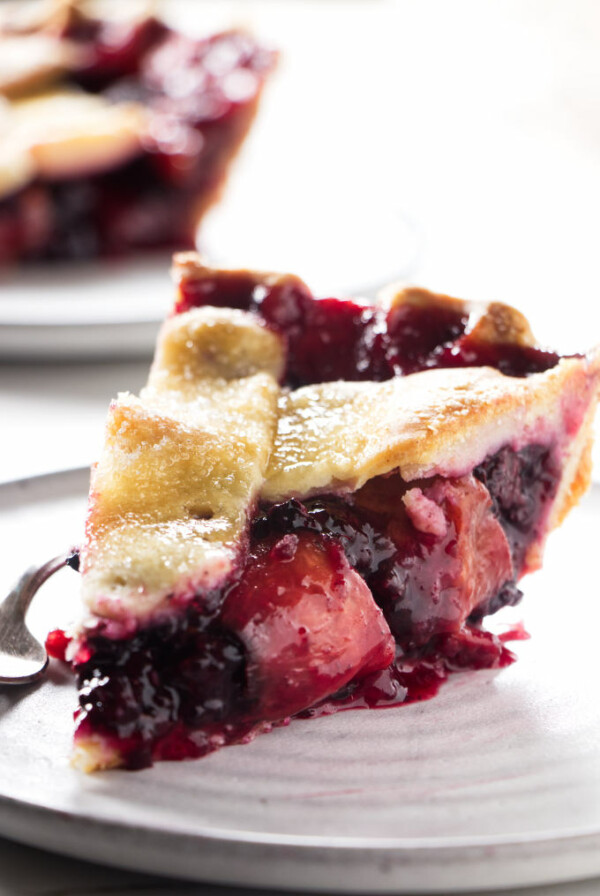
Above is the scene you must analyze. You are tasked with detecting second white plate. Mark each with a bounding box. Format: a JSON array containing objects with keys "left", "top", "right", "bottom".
[{"left": 0, "top": 256, "right": 173, "bottom": 360}]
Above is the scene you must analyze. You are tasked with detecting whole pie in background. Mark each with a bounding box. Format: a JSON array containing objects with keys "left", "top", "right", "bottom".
[
  {"left": 0, "top": 0, "right": 275, "bottom": 262},
  {"left": 46, "top": 254, "right": 600, "bottom": 771}
]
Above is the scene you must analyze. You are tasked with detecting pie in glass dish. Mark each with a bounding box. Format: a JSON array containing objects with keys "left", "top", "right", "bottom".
[
  {"left": 0, "top": 0, "right": 275, "bottom": 262},
  {"left": 47, "top": 254, "right": 600, "bottom": 770}
]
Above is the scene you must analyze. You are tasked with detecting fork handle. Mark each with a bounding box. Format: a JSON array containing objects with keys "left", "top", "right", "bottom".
[{"left": 6, "top": 549, "right": 79, "bottom": 618}]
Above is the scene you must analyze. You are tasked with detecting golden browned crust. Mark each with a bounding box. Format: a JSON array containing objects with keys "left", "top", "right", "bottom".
[
  {"left": 0, "top": 87, "right": 148, "bottom": 199},
  {"left": 0, "top": 0, "right": 157, "bottom": 37},
  {"left": 467, "top": 301, "right": 536, "bottom": 347},
  {"left": 0, "top": 2, "right": 86, "bottom": 96},
  {"left": 81, "top": 308, "right": 284, "bottom": 622},
  {"left": 0, "top": 0, "right": 77, "bottom": 35},
  {"left": 263, "top": 355, "right": 600, "bottom": 500}
]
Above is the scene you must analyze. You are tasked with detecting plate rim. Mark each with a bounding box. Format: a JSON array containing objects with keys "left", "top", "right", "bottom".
[{"left": 2, "top": 788, "right": 600, "bottom": 893}]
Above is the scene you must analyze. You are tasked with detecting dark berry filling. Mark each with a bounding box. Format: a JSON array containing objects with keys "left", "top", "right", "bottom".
[
  {"left": 253, "top": 473, "right": 515, "bottom": 652},
  {"left": 176, "top": 273, "right": 561, "bottom": 384},
  {"left": 0, "top": 24, "right": 274, "bottom": 261},
  {"left": 302, "top": 626, "right": 516, "bottom": 721},
  {"left": 71, "top": 614, "right": 250, "bottom": 770},
  {"left": 48, "top": 444, "right": 560, "bottom": 769},
  {"left": 473, "top": 444, "right": 561, "bottom": 577}
]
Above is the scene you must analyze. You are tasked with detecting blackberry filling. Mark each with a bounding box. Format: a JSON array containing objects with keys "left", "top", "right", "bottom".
[
  {"left": 474, "top": 444, "right": 561, "bottom": 577},
  {"left": 50, "top": 445, "right": 559, "bottom": 770},
  {"left": 256, "top": 444, "right": 559, "bottom": 649},
  {"left": 73, "top": 616, "right": 249, "bottom": 770}
]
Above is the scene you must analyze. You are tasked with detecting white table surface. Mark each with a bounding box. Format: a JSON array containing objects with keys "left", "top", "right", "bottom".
[{"left": 2, "top": 0, "right": 600, "bottom": 892}]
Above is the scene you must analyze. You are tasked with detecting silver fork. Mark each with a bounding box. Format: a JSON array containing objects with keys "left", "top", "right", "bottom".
[{"left": 0, "top": 551, "right": 78, "bottom": 685}]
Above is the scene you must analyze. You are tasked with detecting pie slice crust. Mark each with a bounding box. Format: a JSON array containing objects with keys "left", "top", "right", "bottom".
[{"left": 47, "top": 255, "right": 600, "bottom": 771}]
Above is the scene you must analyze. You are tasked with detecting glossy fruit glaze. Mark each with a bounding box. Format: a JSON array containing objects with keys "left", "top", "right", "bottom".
[
  {"left": 47, "top": 445, "right": 559, "bottom": 769},
  {"left": 175, "top": 271, "right": 561, "bottom": 385},
  {"left": 0, "top": 19, "right": 274, "bottom": 262}
]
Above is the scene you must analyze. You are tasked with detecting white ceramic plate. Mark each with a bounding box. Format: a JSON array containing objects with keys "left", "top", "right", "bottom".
[
  {"left": 0, "top": 256, "right": 173, "bottom": 360},
  {"left": 1, "top": 469, "right": 600, "bottom": 893}
]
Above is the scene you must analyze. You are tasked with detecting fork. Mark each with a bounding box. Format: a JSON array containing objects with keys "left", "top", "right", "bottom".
[{"left": 0, "top": 550, "right": 78, "bottom": 685}]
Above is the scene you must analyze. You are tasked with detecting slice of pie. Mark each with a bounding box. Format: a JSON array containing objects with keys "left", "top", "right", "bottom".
[
  {"left": 0, "top": 0, "right": 274, "bottom": 262},
  {"left": 47, "top": 253, "right": 600, "bottom": 771}
]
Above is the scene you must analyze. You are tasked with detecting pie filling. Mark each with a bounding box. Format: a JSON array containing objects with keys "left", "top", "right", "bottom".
[
  {"left": 174, "top": 269, "right": 562, "bottom": 384},
  {"left": 0, "top": 10, "right": 274, "bottom": 261},
  {"left": 49, "top": 443, "right": 559, "bottom": 770}
]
